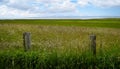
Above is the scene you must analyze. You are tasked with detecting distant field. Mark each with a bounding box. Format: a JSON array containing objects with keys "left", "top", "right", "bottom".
[
  {"left": 0, "top": 18, "right": 120, "bottom": 69},
  {"left": 0, "top": 18, "right": 120, "bottom": 28}
]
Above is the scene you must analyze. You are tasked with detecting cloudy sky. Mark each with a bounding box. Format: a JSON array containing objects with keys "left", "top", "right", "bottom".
[{"left": 0, "top": 0, "right": 120, "bottom": 19}]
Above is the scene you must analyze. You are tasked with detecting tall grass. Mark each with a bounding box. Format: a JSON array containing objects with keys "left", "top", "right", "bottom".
[
  {"left": 0, "top": 24, "right": 120, "bottom": 53},
  {"left": 0, "top": 51, "right": 119, "bottom": 69},
  {"left": 0, "top": 19, "right": 120, "bottom": 69}
]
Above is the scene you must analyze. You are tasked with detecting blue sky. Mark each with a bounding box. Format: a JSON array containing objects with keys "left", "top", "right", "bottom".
[{"left": 0, "top": 0, "right": 120, "bottom": 19}]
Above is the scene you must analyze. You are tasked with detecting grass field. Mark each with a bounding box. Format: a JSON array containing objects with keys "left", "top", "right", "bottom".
[
  {"left": 0, "top": 18, "right": 120, "bottom": 69},
  {"left": 0, "top": 18, "right": 120, "bottom": 28}
]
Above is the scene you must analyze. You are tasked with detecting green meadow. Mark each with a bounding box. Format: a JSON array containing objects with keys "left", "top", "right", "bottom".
[
  {"left": 0, "top": 18, "right": 120, "bottom": 28},
  {"left": 0, "top": 18, "right": 120, "bottom": 69}
]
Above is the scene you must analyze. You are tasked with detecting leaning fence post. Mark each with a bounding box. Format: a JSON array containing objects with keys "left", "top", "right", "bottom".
[
  {"left": 90, "top": 34, "right": 96, "bottom": 56},
  {"left": 23, "top": 32, "right": 31, "bottom": 52}
]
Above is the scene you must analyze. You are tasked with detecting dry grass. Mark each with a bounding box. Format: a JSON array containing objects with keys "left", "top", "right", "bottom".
[{"left": 0, "top": 24, "right": 120, "bottom": 56}]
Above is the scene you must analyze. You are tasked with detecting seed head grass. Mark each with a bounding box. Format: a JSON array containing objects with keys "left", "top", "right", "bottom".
[{"left": 0, "top": 19, "right": 120, "bottom": 68}]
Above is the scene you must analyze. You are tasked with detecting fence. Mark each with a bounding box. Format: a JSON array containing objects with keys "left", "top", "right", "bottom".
[
  {"left": 23, "top": 32, "right": 96, "bottom": 55},
  {"left": 0, "top": 31, "right": 119, "bottom": 57},
  {"left": 22, "top": 32, "right": 120, "bottom": 69}
]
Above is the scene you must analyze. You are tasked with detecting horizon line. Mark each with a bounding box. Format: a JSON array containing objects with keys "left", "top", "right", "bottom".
[{"left": 0, "top": 16, "right": 120, "bottom": 20}]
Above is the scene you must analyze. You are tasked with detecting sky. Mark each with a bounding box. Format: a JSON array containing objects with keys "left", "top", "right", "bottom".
[{"left": 0, "top": 0, "right": 120, "bottom": 19}]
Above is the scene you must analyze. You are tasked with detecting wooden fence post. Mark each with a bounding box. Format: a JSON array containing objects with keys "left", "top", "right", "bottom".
[
  {"left": 90, "top": 34, "right": 96, "bottom": 56},
  {"left": 90, "top": 34, "right": 96, "bottom": 69},
  {"left": 23, "top": 32, "right": 31, "bottom": 52}
]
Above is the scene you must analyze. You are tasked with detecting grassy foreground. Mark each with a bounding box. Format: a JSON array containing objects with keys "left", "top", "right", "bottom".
[
  {"left": 0, "top": 19, "right": 120, "bottom": 69},
  {"left": 0, "top": 51, "right": 119, "bottom": 69}
]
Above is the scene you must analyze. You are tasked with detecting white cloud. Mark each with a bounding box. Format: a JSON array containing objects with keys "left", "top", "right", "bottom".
[
  {"left": 0, "top": 0, "right": 78, "bottom": 18},
  {"left": 33, "top": 0, "right": 77, "bottom": 13},
  {"left": 7, "top": 0, "right": 33, "bottom": 10},
  {"left": 77, "top": 0, "right": 120, "bottom": 7},
  {"left": 47, "top": 1, "right": 76, "bottom": 13},
  {"left": 5, "top": 0, "right": 76, "bottom": 12},
  {"left": 0, "top": 0, "right": 120, "bottom": 18},
  {"left": 91, "top": 0, "right": 120, "bottom": 7},
  {"left": 0, "top": 5, "right": 38, "bottom": 18},
  {"left": 77, "top": 0, "right": 89, "bottom": 7}
]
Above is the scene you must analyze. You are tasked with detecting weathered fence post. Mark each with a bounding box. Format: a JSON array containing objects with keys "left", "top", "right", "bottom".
[
  {"left": 90, "top": 34, "right": 96, "bottom": 56},
  {"left": 90, "top": 34, "right": 96, "bottom": 69},
  {"left": 23, "top": 32, "right": 31, "bottom": 52}
]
